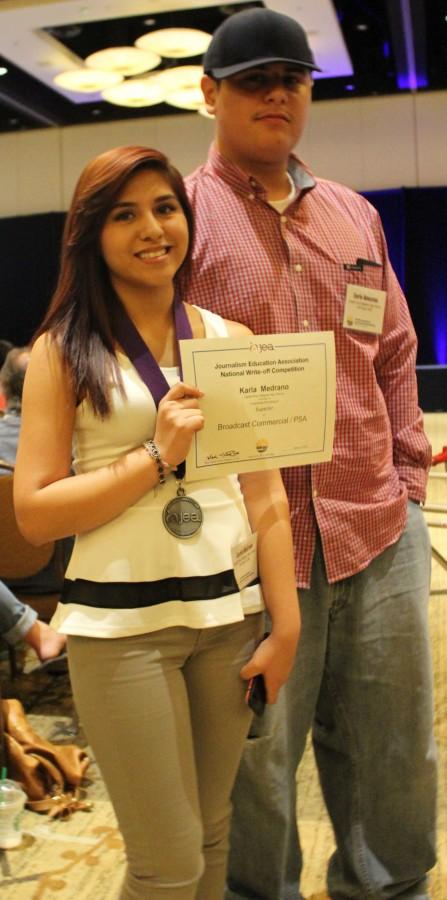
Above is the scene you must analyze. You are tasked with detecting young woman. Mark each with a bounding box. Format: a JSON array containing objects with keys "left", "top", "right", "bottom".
[{"left": 13, "top": 146, "right": 300, "bottom": 900}]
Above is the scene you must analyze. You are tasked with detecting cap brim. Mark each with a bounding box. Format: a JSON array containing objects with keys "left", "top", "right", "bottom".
[{"left": 206, "top": 56, "right": 322, "bottom": 78}]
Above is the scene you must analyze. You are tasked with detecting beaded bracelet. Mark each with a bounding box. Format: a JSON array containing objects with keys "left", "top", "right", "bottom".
[{"left": 143, "top": 440, "right": 168, "bottom": 485}]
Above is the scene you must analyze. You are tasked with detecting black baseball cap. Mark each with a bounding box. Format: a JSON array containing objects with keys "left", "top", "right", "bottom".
[{"left": 203, "top": 8, "right": 321, "bottom": 79}]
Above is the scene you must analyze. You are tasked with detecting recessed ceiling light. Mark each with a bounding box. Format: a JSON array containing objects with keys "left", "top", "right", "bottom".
[
  {"left": 149, "top": 65, "right": 203, "bottom": 92},
  {"left": 152, "top": 66, "right": 204, "bottom": 110},
  {"left": 165, "top": 86, "right": 204, "bottom": 110},
  {"left": 136, "top": 28, "right": 211, "bottom": 59},
  {"left": 85, "top": 46, "right": 161, "bottom": 77},
  {"left": 101, "top": 78, "right": 166, "bottom": 108},
  {"left": 148, "top": 65, "right": 205, "bottom": 110},
  {"left": 54, "top": 69, "right": 123, "bottom": 93}
]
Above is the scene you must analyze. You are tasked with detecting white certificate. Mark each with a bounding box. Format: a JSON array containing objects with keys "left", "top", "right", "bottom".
[{"left": 180, "top": 331, "right": 336, "bottom": 481}]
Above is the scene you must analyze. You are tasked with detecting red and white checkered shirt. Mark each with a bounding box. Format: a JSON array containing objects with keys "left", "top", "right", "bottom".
[{"left": 184, "top": 145, "right": 431, "bottom": 587}]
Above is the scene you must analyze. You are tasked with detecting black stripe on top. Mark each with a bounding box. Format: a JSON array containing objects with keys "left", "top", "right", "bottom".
[{"left": 61, "top": 571, "right": 260, "bottom": 609}]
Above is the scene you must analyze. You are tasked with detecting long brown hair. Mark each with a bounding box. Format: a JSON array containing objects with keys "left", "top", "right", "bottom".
[{"left": 36, "top": 145, "right": 194, "bottom": 417}]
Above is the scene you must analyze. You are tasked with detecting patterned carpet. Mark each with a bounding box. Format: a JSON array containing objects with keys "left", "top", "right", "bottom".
[{"left": 0, "top": 661, "right": 125, "bottom": 898}]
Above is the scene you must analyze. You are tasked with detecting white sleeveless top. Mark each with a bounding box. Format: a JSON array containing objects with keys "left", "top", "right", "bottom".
[{"left": 51, "top": 307, "right": 264, "bottom": 638}]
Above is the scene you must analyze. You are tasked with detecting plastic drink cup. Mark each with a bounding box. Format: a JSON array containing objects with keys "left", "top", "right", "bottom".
[{"left": 0, "top": 779, "right": 26, "bottom": 849}]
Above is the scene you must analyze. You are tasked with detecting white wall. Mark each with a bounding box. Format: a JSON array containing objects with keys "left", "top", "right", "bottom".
[{"left": 0, "top": 89, "right": 446, "bottom": 218}]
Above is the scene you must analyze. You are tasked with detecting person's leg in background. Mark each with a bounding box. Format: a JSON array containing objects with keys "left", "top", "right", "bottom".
[
  {"left": 0, "top": 578, "right": 65, "bottom": 660},
  {"left": 0, "top": 578, "right": 37, "bottom": 640},
  {"left": 226, "top": 537, "right": 333, "bottom": 900},
  {"left": 314, "top": 501, "right": 437, "bottom": 899}
]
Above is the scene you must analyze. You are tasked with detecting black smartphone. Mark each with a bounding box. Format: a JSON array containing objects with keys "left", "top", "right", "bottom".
[
  {"left": 245, "top": 672, "right": 267, "bottom": 716},
  {"left": 245, "top": 631, "right": 270, "bottom": 716}
]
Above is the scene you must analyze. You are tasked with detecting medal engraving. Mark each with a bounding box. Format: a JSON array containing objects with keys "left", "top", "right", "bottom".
[{"left": 163, "top": 495, "right": 203, "bottom": 538}]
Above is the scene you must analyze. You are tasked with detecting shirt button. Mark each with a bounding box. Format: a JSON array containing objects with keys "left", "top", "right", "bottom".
[
  {"left": 303, "top": 319, "right": 309, "bottom": 327},
  {"left": 280, "top": 215, "right": 287, "bottom": 223},
  {"left": 294, "top": 263, "right": 302, "bottom": 272},
  {"left": 248, "top": 193, "right": 255, "bottom": 201},
  {"left": 313, "top": 489, "right": 318, "bottom": 498}
]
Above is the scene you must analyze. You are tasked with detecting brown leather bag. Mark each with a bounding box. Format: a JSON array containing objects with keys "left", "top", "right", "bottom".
[{"left": 1, "top": 698, "right": 92, "bottom": 818}]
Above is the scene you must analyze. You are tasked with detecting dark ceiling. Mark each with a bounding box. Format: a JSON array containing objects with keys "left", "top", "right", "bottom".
[{"left": 0, "top": 0, "right": 446, "bottom": 133}]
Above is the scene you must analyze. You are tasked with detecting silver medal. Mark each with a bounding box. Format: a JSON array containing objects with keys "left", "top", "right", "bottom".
[{"left": 162, "top": 484, "right": 203, "bottom": 539}]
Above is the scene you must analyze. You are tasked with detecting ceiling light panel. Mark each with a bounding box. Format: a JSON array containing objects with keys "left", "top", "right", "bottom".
[
  {"left": 135, "top": 27, "right": 211, "bottom": 58},
  {"left": 54, "top": 68, "right": 123, "bottom": 93},
  {"left": 165, "top": 86, "right": 205, "bottom": 109},
  {"left": 101, "top": 78, "right": 166, "bottom": 107},
  {"left": 85, "top": 46, "right": 161, "bottom": 76},
  {"left": 149, "top": 65, "right": 203, "bottom": 92}
]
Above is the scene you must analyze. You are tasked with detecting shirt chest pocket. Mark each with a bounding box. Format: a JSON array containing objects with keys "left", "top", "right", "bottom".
[{"left": 337, "top": 261, "right": 384, "bottom": 299}]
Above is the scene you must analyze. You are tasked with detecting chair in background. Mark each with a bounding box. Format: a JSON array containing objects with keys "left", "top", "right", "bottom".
[{"left": 0, "top": 472, "right": 62, "bottom": 677}]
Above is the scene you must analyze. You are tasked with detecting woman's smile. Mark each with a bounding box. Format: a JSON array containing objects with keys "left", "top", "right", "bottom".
[{"left": 135, "top": 247, "right": 170, "bottom": 262}]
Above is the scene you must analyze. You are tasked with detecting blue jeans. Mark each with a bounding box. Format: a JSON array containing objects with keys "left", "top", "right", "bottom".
[
  {"left": 226, "top": 501, "right": 437, "bottom": 900},
  {"left": 0, "top": 579, "right": 36, "bottom": 644}
]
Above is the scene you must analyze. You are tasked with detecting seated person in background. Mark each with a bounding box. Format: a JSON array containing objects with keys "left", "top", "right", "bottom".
[
  {"left": 0, "top": 577, "right": 66, "bottom": 662},
  {"left": 0, "top": 340, "right": 13, "bottom": 364},
  {"left": 0, "top": 344, "right": 73, "bottom": 595},
  {"left": 0, "top": 339, "right": 13, "bottom": 413},
  {"left": 0, "top": 345, "right": 30, "bottom": 470}
]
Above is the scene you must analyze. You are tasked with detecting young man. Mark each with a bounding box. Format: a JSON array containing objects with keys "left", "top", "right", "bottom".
[{"left": 184, "top": 8, "right": 437, "bottom": 900}]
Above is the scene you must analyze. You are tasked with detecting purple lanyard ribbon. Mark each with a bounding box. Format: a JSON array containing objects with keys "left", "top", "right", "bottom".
[{"left": 115, "top": 294, "right": 193, "bottom": 476}]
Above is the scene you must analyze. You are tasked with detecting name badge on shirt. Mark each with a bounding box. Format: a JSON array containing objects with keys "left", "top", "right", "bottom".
[
  {"left": 343, "top": 283, "right": 386, "bottom": 335},
  {"left": 231, "top": 533, "right": 258, "bottom": 590}
]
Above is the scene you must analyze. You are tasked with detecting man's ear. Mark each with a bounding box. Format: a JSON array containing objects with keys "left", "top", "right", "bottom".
[{"left": 201, "top": 75, "right": 219, "bottom": 114}]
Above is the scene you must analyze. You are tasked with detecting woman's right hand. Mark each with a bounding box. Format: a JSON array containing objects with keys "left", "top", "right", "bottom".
[
  {"left": 240, "top": 629, "right": 299, "bottom": 706},
  {"left": 154, "top": 381, "right": 204, "bottom": 468}
]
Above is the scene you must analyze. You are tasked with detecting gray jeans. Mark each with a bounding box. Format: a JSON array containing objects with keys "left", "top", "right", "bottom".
[
  {"left": 68, "top": 613, "right": 263, "bottom": 900},
  {"left": 227, "top": 501, "right": 437, "bottom": 900}
]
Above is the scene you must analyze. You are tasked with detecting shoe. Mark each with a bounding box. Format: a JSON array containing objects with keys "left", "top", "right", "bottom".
[{"left": 34, "top": 652, "right": 68, "bottom": 674}]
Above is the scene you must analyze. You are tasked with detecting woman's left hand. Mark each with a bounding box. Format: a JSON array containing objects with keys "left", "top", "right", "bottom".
[{"left": 239, "top": 630, "right": 299, "bottom": 705}]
